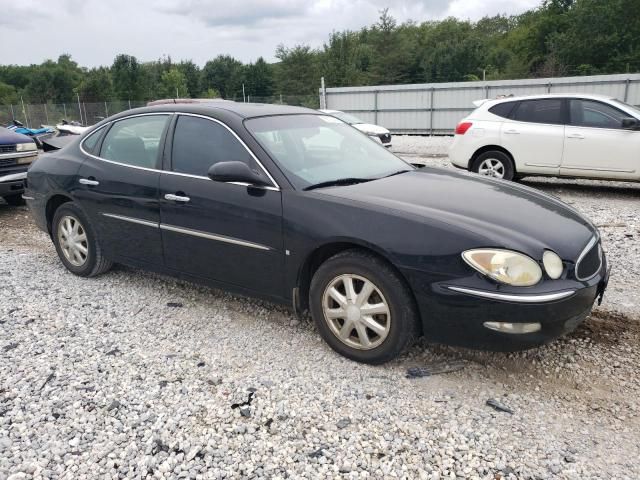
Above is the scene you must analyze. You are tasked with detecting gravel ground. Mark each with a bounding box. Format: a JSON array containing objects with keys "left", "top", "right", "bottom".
[{"left": 1, "top": 147, "right": 639, "bottom": 479}]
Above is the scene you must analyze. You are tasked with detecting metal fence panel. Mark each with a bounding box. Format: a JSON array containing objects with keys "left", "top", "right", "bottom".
[{"left": 323, "top": 73, "right": 640, "bottom": 134}]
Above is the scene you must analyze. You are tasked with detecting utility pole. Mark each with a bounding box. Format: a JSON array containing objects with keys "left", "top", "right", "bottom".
[
  {"left": 176, "top": 87, "right": 179, "bottom": 99},
  {"left": 242, "top": 84, "right": 246, "bottom": 103},
  {"left": 321, "top": 77, "right": 327, "bottom": 109},
  {"left": 77, "top": 93, "right": 83, "bottom": 125}
]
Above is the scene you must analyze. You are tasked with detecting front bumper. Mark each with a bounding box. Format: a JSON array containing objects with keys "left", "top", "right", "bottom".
[
  {"left": 0, "top": 170, "right": 28, "bottom": 197},
  {"left": 404, "top": 255, "right": 609, "bottom": 351}
]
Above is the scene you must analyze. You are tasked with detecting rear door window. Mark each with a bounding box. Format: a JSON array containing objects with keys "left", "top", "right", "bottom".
[
  {"left": 512, "top": 99, "right": 564, "bottom": 125},
  {"left": 100, "top": 115, "right": 169, "bottom": 168}
]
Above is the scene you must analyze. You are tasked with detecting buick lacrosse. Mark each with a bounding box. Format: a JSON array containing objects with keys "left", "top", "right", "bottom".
[{"left": 25, "top": 102, "right": 609, "bottom": 364}]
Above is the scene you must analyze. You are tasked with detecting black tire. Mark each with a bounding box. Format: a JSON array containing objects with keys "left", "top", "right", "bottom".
[
  {"left": 471, "top": 150, "right": 515, "bottom": 181},
  {"left": 52, "top": 203, "right": 112, "bottom": 277},
  {"left": 3, "top": 194, "right": 25, "bottom": 206},
  {"left": 309, "top": 249, "right": 419, "bottom": 364}
]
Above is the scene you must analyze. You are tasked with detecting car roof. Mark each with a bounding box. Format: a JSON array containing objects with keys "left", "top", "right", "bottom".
[
  {"left": 121, "top": 101, "right": 318, "bottom": 119},
  {"left": 481, "top": 93, "right": 615, "bottom": 107}
]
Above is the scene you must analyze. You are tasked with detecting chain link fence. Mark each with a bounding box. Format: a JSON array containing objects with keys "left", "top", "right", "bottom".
[{"left": 0, "top": 95, "right": 320, "bottom": 129}]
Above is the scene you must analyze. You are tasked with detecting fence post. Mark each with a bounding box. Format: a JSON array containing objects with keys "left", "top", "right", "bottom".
[
  {"left": 105, "top": 101, "right": 109, "bottom": 117},
  {"left": 63, "top": 103, "right": 67, "bottom": 120},
  {"left": 83, "top": 102, "right": 88, "bottom": 126},
  {"left": 429, "top": 88, "right": 435, "bottom": 136},
  {"left": 10, "top": 104, "right": 15, "bottom": 120},
  {"left": 374, "top": 90, "right": 379, "bottom": 125},
  {"left": 624, "top": 78, "right": 630, "bottom": 102},
  {"left": 547, "top": 82, "right": 552, "bottom": 93},
  {"left": 128, "top": 99, "right": 131, "bottom": 109},
  {"left": 44, "top": 104, "right": 49, "bottom": 125}
]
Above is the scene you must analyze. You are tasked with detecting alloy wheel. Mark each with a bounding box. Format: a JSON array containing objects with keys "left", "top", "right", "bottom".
[
  {"left": 477, "top": 158, "right": 506, "bottom": 178},
  {"left": 57, "top": 215, "right": 89, "bottom": 267},
  {"left": 322, "top": 274, "right": 391, "bottom": 350}
]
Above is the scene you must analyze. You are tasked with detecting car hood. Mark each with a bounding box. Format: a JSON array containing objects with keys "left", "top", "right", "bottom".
[
  {"left": 353, "top": 123, "right": 389, "bottom": 135},
  {"left": 0, "top": 126, "right": 34, "bottom": 144},
  {"left": 318, "top": 167, "right": 597, "bottom": 261}
]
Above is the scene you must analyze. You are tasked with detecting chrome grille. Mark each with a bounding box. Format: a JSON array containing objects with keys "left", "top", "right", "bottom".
[
  {"left": 575, "top": 237, "right": 602, "bottom": 281},
  {"left": 0, "top": 145, "right": 17, "bottom": 154}
]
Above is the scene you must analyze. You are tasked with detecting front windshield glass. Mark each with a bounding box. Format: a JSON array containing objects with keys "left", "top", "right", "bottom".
[
  {"left": 328, "top": 111, "right": 366, "bottom": 125},
  {"left": 246, "top": 114, "right": 410, "bottom": 190}
]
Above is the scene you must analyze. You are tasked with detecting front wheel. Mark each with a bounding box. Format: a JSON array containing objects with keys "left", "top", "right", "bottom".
[
  {"left": 471, "top": 150, "right": 515, "bottom": 181},
  {"left": 309, "top": 250, "right": 419, "bottom": 364},
  {"left": 52, "top": 203, "right": 112, "bottom": 277}
]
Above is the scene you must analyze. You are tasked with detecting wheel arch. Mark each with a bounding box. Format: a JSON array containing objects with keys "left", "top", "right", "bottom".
[
  {"left": 295, "top": 239, "right": 421, "bottom": 333},
  {"left": 470, "top": 145, "right": 516, "bottom": 173},
  {"left": 45, "top": 194, "right": 73, "bottom": 235}
]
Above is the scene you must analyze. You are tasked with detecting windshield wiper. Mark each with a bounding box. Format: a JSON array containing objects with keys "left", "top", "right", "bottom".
[
  {"left": 383, "top": 169, "right": 412, "bottom": 178},
  {"left": 303, "top": 177, "right": 373, "bottom": 191}
]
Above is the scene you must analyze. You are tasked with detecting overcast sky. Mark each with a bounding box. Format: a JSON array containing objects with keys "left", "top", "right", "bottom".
[{"left": 0, "top": 0, "right": 541, "bottom": 67}]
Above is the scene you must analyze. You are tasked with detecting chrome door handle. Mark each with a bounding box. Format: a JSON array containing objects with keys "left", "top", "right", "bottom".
[
  {"left": 165, "top": 193, "right": 190, "bottom": 203},
  {"left": 504, "top": 129, "right": 520, "bottom": 134},
  {"left": 79, "top": 178, "right": 99, "bottom": 186},
  {"left": 567, "top": 133, "right": 585, "bottom": 139}
]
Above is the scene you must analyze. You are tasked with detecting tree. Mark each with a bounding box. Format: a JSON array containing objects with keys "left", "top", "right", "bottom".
[
  {"left": 201, "top": 55, "right": 244, "bottom": 99},
  {"left": 78, "top": 67, "right": 114, "bottom": 102},
  {"left": 177, "top": 60, "right": 201, "bottom": 97},
  {"left": 160, "top": 67, "right": 189, "bottom": 98},
  {"left": 274, "top": 45, "right": 319, "bottom": 95},
  {"left": 0, "top": 82, "right": 18, "bottom": 105},
  {"left": 111, "top": 54, "right": 144, "bottom": 101},
  {"left": 244, "top": 57, "right": 274, "bottom": 98}
]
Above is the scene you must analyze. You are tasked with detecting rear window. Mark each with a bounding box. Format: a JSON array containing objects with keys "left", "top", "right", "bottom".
[
  {"left": 488, "top": 102, "right": 516, "bottom": 119},
  {"left": 512, "top": 99, "right": 564, "bottom": 125}
]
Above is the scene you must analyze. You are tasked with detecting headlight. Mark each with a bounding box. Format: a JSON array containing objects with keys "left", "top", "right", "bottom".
[
  {"left": 542, "top": 250, "right": 563, "bottom": 279},
  {"left": 16, "top": 142, "right": 37, "bottom": 152},
  {"left": 462, "top": 249, "right": 542, "bottom": 286}
]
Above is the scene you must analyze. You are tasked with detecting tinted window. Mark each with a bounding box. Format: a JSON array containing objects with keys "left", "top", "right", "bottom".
[
  {"left": 513, "top": 99, "right": 564, "bottom": 124},
  {"left": 489, "top": 102, "right": 516, "bottom": 119},
  {"left": 171, "top": 116, "right": 255, "bottom": 177},
  {"left": 569, "top": 99, "right": 627, "bottom": 129},
  {"left": 100, "top": 115, "right": 169, "bottom": 168},
  {"left": 82, "top": 128, "right": 104, "bottom": 154}
]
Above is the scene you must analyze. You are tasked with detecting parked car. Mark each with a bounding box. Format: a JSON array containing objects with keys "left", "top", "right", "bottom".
[
  {"left": 0, "top": 127, "right": 38, "bottom": 206},
  {"left": 319, "top": 109, "right": 392, "bottom": 147},
  {"left": 449, "top": 93, "right": 640, "bottom": 181},
  {"left": 25, "top": 103, "right": 608, "bottom": 364}
]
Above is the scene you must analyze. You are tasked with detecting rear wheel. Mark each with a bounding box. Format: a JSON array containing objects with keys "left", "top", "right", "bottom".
[
  {"left": 52, "top": 203, "right": 112, "bottom": 277},
  {"left": 471, "top": 150, "right": 514, "bottom": 181},
  {"left": 309, "top": 250, "right": 419, "bottom": 364},
  {"left": 3, "top": 195, "right": 25, "bottom": 206}
]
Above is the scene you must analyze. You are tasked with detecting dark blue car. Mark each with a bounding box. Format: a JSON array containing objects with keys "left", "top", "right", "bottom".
[{"left": 0, "top": 127, "right": 38, "bottom": 205}]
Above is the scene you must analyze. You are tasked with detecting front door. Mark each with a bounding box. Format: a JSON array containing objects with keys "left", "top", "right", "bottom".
[
  {"left": 159, "top": 114, "right": 285, "bottom": 298},
  {"left": 500, "top": 98, "right": 566, "bottom": 175},
  {"left": 75, "top": 113, "right": 171, "bottom": 265},
  {"left": 561, "top": 98, "right": 640, "bottom": 179}
]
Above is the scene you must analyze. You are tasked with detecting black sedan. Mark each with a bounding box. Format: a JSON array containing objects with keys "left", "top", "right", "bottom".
[{"left": 25, "top": 102, "right": 609, "bottom": 364}]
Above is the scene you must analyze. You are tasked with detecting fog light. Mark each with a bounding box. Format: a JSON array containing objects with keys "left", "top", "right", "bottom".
[
  {"left": 483, "top": 321, "right": 541, "bottom": 334},
  {"left": 543, "top": 250, "right": 564, "bottom": 279}
]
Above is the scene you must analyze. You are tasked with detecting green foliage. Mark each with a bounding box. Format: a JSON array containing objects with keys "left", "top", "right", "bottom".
[{"left": 0, "top": 0, "right": 638, "bottom": 106}]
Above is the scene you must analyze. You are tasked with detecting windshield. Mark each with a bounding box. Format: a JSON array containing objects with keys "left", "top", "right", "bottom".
[
  {"left": 611, "top": 99, "right": 640, "bottom": 118},
  {"left": 327, "top": 111, "right": 366, "bottom": 125},
  {"left": 246, "top": 114, "right": 410, "bottom": 190}
]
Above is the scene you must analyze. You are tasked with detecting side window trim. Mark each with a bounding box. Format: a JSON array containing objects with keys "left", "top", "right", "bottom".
[
  {"left": 569, "top": 98, "right": 629, "bottom": 130},
  {"left": 166, "top": 112, "right": 280, "bottom": 190},
  {"left": 79, "top": 112, "right": 172, "bottom": 172}
]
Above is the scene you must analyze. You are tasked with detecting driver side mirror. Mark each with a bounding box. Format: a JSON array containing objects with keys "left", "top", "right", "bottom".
[
  {"left": 621, "top": 117, "right": 640, "bottom": 130},
  {"left": 207, "top": 161, "right": 271, "bottom": 187}
]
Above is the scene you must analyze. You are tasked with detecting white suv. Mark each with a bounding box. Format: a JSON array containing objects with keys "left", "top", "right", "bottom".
[{"left": 449, "top": 93, "right": 640, "bottom": 182}]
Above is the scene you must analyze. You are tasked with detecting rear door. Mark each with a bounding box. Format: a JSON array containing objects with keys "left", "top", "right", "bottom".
[
  {"left": 561, "top": 98, "right": 640, "bottom": 179},
  {"left": 75, "top": 113, "right": 170, "bottom": 265},
  {"left": 500, "top": 98, "right": 566, "bottom": 175},
  {"left": 159, "top": 113, "right": 285, "bottom": 298}
]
